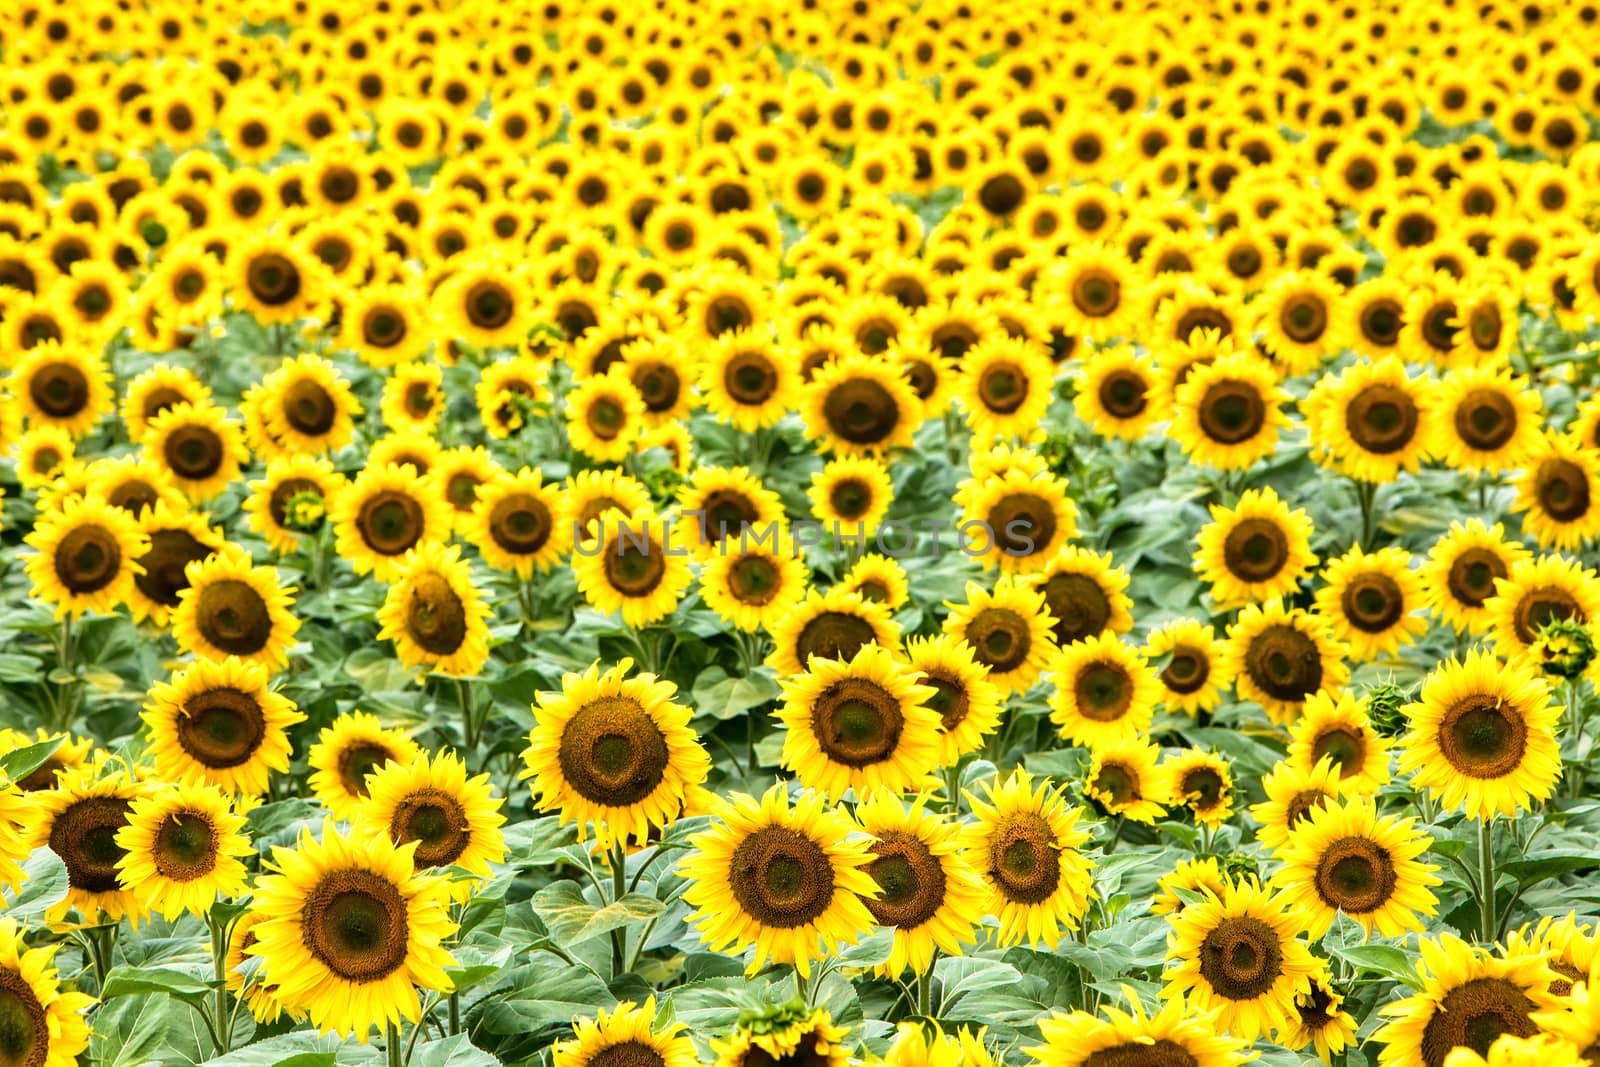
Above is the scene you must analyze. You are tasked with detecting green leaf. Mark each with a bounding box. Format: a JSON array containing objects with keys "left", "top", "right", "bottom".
[
  {"left": 1502, "top": 851, "right": 1598, "bottom": 885},
  {"left": 532, "top": 881, "right": 666, "bottom": 945},
  {"left": 205, "top": 1031, "right": 384, "bottom": 1066},
  {"left": 410, "top": 1035, "right": 502, "bottom": 1067},
  {"left": 1330, "top": 944, "right": 1421, "bottom": 990},
  {"left": 100, "top": 965, "right": 214, "bottom": 1008},
  {"left": 691, "top": 666, "right": 782, "bottom": 720},
  {"left": 0, "top": 737, "right": 63, "bottom": 786},
  {"left": 0, "top": 848, "right": 68, "bottom": 924},
  {"left": 475, "top": 960, "right": 616, "bottom": 1035},
  {"left": 838, "top": 927, "right": 894, "bottom": 968}
]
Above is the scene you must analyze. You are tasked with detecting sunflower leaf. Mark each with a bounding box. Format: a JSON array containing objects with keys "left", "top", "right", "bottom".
[
  {"left": 0, "top": 848, "right": 68, "bottom": 925},
  {"left": 100, "top": 964, "right": 214, "bottom": 1009},
  {"left": 532, "top": 881, "right": 667, "bottom": 944},
  {"left": 0, "top": 736, "right": 62, "bottom": 786}
]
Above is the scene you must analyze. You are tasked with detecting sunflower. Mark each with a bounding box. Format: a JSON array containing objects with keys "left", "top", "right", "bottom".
[
  {"left": 902, "top": 633, "right": 1002, "bottom": 769},
  {"left": 555, "top": 999, "right": 700, "bottom": 1067},
  {"left": 258, "top": 354, "right": 362, "bottom": 455},
  {"left": 964, "top": 768, "right": 1094, "bottom": 950},
  {"left": 369, "top": 431, "right": 442, "bottom": 480},
  {"left": 1027, "top": 546, "right": 1134, "bottom": 650},
  {"left": 119, "top": 365, "right": 209, "bottom": 445},
  {"left": 0, "top": 916, "right": 93, "bottom": 1067},
  {"left": 1427, "top": 365, "right": 1543, "bottom": 475},
  {"left": 14, "top": 426, "right": 76, "bottom": 490},
  {"left": 777, "top": 643, "right": 940, "bottom": 802},
  {"left": 767, "top": 590, "right": 901, "bottom": 679},
  {"left": 1422, "top": 520, "right": 1531, "bottom": 635},
  {"left": 801, "top": 353, "right": 922, "bottom": 456},
  {"left": 562, "top": 469, "right": 654, "bottom": 548},
  {"left": 1223, "top": 600, "right": 1350, "bottom": 726},
  {"left": 380, "top": 365, "right": 444, "bottom": 439},
  {"left": 1484, "top": 554, "right": 1600, "bottom": 666},
  {"left": 1314, "top": 545, "right": 1428, "bottom": 662},
  {"left": 143, "top": 401, "right": 249, "bottom": 502},
  {"left": 678, "top": 466, "right": 786, "bottom": 559},
  {"left": 956, "top": 467, "right": 1077, "bottom": 575},
  {"left": 1374, "top": 934, "right": 1562, "bottom": 1067},
  {"left": 680, "top": 783, "right": 879, "bottom": 977},
  {"left": 1048, "top": 243, "right": 1139, "bottom": 341},
  {"left": 1287, "top": 691, "right": 1393, "bottom": 796},
  {"left": 12, "top": 342, "right": 113, "bottom": 437},
  {"left": 88, "top": 454, "right": 186, "bottom": 518},
  {"left": 1026, "top": 994, "right": 1253, "bottom": 1067},
  {"left": 1437, "top": 1035, "right": 1584, "bottom": 1067},
  {"left": 1281, "top": 967, "right": 1361, "bottom": 1064},
  {"left": 29, "top": 764, "right": 150, "bottom": 924},
  {"left": 248, "top": 824, "right": 457, "bottom": 1040},
  {"left": 1249, "top": 756, "right": 1343, "bottom": 855},
  {"left": 1084, "top": 738, "right": 1168, "bottom": 825},
  {"left": 143, "top": 655, "right": 304, "bottom": 798},
  {"left": 228, "top": 234, "right": 325, "bottom": 325},
  {"left": 1171, "top": 351, "right": 1288, "bottom": 471},
  {"left": 881, "top": 1021, "right": 995, "bottom": 1067},
  {"left": 357, "top": 749, "right": 506, "bottom": 895},
  {"left": 1193, "top": 487, "right": 1317, "bottom": 609},
  {"left": 1303, "top": 356, "right": 1434, "bottom": 484},
  {"left": 332, "top": 463, "right": 451, "bottom": 583},
  {"left": 172, "top": 548, "right": 301, "bottom": 672},
  {"left": 1398, "top": 649, "right": 1562, "bottom": 820},
  {"left": 243, "top": 454, "right": 342, "bottom": 557},
  {"left": 227, "top": 910, "right": 294, "bottom": 1025},
  {"left": 1513, "top": 436, "right": 1600, "bottom": 551},
  {"left": 459, "top": 467, "right": 567, "bottom": 578},
  {"left": 114, "top": 779, "right": 253, "bottom": 920},
  {"left": 434, "top": 257, "right": 534, "bottom": 350},
  {"left": 701, "top": 537, "right": 809, "bottom": 633},
  {"left": 0, "top": 728, "right": 94, "bottom": 794},
  {"left": 853, "top": 791, "right": 987, "bottom": 977},
  {"left": 958, "top": 336, "right": 1054, "bottom": 439},
  {"left": 572, "top": 510, "right": 694, "bottom": 629},
  {"left": 1143, "top": 619, "right": 1233, "bottom": 716},
  {"left": 24, "top": 492, "right": 148, "bottom": 619},
  {"left": 565, "top": 369, "right": 646, "bottom": 464},
  {"left": 1272, "top": 793, "right": 1441, "bottom": 939},
  {"left": 1504, "top": 913, "right": 1596, "bottom": 999},
  {"left": 1161, "top": 878, "right": 1318, "bottom": 1041},
  {"left": 1049, "top": 632, "right": 1160, "bottom": 750},
  {"left": 1164, "top": 750, "right": 1236, "bottom": 828},
  {"left": 1255, "top": 270, "right": 1346, "bottom": 377},
  {"left": 523, "top": 659, "right": 709, "bottom": 847},
  {"left": 376, "top": 542, "right": 492, "bottom": 679},
  {"left": 701, "top": 328, "right": 795, "bottom": 433},
  {"left": 1152, "top": 857, "right": 1236, "bottom": 918},
  {"left": 308, "top": 713, "right": 424, "bottom": 822},
  {"left": 944, "top": 577, "right": 1058, "bottom": 697},
  {"left": 1074, "top": 345, "right": 1167, "bottom": 440},
  {"left": 810, "top": 456, "right": 894, "bottom": 529},
  {"left": 127, "top": 501, "right": 223, "bottom": 626}
]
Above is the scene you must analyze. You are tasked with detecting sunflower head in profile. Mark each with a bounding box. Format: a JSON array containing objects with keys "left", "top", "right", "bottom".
[
  {"left": 1421, "top": 520, "right": 1531, "bottom": 636},
  {"left": 1271, "top": 793, "right": 1441, "bottom": 940},
  {"left": 143, "top": 654, "right": 305, "bottom": 799},
  {"left": 680, "top": 783, "right": 880, "bottom": 977},
  {"left": 1223, "top": 599, "right": 1350, "bottom": 726},
  {"left": 1397, "top": 649, "right": 1562, "bottom": 820},
  {"left": 1374, "top": 934, "right": 1563, "bottom": 1067},
  {"left": 1248, "top": 755, "right": 1343, "bottom": 856},
  {"left": 23, "top": 492, "right": 148, "bottom": 619},
  {"left": 1142, "top": 618, "right": 1233, "bottom": 717},
  {"left": 247, "top": 824, "right": 458, "bottom": 1040},
  {"left": 801, "top": 352, "right": 922, "bottom": 457},
  {"left": 572, "top": 510, "right": 695, "bottom": 629},
  {"left": 522, "top": 659, "right": 709, "bottom": 848},
  {"left": 171, "top": 547, "right": 301, "bottom": 673},
  {"left": 0, "top": 915, "right": 95, "bottom": 1067},
  {"left": 943, "top": 577, "right": 1058, "bottom": 697},
  {"left": 114, "top": 778, "right": 253, "bottom": 921},
  {"left": 474, "top": 355, "right": 549, "bottom": 439},
  {"left": 307, "top": 712, "right": 424, "bottom": 822},
  {"left": 356, "top": 749, "right": 506, "bottom": 899},
  {"left": 556, "top": 998, "right": 701, "bottom": 1067},
  {"left": 1313, "top": 544, "right": 1428, "bottom": 662},
  {"left": 964, "top": 767, "right": 1094, "bottom": 950},
  {"left": 1049, "top": 632, "right": 1160, "bottom": 750},
  {"left": 375, "top": 542, "right": 492, "bottom": 679},
  {"left": 1192, "top": 486, "right": 1317, "bottom": 610},
  {"left": 1083, "top": 738, "right": 1168, "bottom": 826},
  {"left": 1161, "top": 877, "right": 1319, "bottom": 1042},
  {"left": 331, "top": 462, "right": 451, "bottom": 583},
  {"left": 1163, "top": 749, "right": 1235, "bottom": 829},
  {"left": 29, "top": 763, "right": 152, "bottom": 925},
  {"left": 1026, "top": 991, "right": 1253, "bottom": 1067},
  {"left": 777, "top": 643, "right": 941, "bottom": 802}
]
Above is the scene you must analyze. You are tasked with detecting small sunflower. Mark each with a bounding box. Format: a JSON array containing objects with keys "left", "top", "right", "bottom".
[
  {"left": 1074, "top": 345, "right": 1167, "bottom": 440},
  {"left": 24, "top": 492, "right": 148, "bottom": 619},
  {"left": 958, "top": 335, "right": 1055, "bottom": 439},
  {"left": 1026, "top": 994, "right": 1253, "bottom": 1067},
  {"left": 1048, "top": 243, "right": 1140, "bottom": 341},
  {"left": 555, "top": 999, "right": 700, "bottom": 1067},
  {"left": 12, "top": 342, "right": 113, "bottom": 437},
  {"left": 332, "top": 463, "right": 451, "bottom": 583},
  {"left": 1314, "top": 545, "right": 1428, "bottom": 662},
  {"left": 1143, "top": 619, "right": 1234, "bottom": 716},
  {"left": 1152, "top": 857, "right": 1236, "bottom": 918},
  {"left": 1484, "top": 554, "right": 1600, "bottom": 666},
  {"left": 1164, "top": 749, "right": 1235, "bottom": 828},
  {"left": 561, "top": 469, "right": 655, "bottom": 548},
  {"left": 1171, "top": 351, "right": 1289, "bottom": 471},
  {"left": 767, "top": 590, "right": 901, "bottom": 679},
  {"left": 701, "top": 328, "right": 795, "bottom": 433},
  {"left": 143, "top": 401, "right": 249, "bottom": 502},
  {"left": 801, "top": 353, "right": 922, "bottom": 456},
  {"left": 376, "top": 542, "right": 492, "bottom": 679},
  {"left": 114, "top": 779, "right": 253, "bottom": 920},
  {"left": 357, "top": 749, "right": 507, "bottom": 894},
  {"left": 904, "top": 634, "right": 1003, "bottom": 769},
  {"left": 1224, "top": 600, "right": 1350, "bottom": 726},
  {"left": 257, "top": 354, "right": 362, "bottom": 455},
  {"left": 701, "top": 537, "right": 809, "bottom": 633},
  {"left": 465, "top": 468, "right": 569, "bottom": 578},
  {"left": 1303, "top": 356, "right": 1434, "bottom": 484},
  {"left": 172, "top": 548, "right": 301, "bottom": 672},
  {"left": 1193, "top": 487, "right": 1317, "bottom": 609},
  {"left": 955, "top": 467, "right": 1078, "bottom": 574},
  {"left": 1281, "top": 968, "right": 1361, "bottom": 1064},
  {"left": 677, "top": 466, "right": 786, "bottom": 559},
  {"left": 243, "top": 454, "right": 343, "bottom": 557},
  {"left": 565, "top": 369, "right": 646, "bottom": 464},
  {"left": 434, "top": 257, "right": 535, "bottom": 350},
  {"left": 1029, "top": 546, "right": 1134, "bottom": 648},
  {"left": 308, "top": 712, "right": 423, "bottom": 821},
  {"left": 1287, "top": 690, "right": 1393, "bottom": 796},
  {"left": 836, "top": 553, "right": 910, "bottom": 609},
  {"left": 1083, "top": 738, "right": 1168, "bottom": 825},
  {"left": 1421, "top": 520, "right": 1532, "bottom": 635},
  {"left": 810, "top": 456, "right": 894, "bottom": 529},
  {"left": 228, "top": 234, "right": 325, "bottom": 325},
  {"left": 143, "top": 655, "right": 303, "bottom": 797},
  {"left": 944, "top": 577, "right": 1058, "bottom": 696},
  {"left": 29, "top": 764, "right": 151, "bottom": 924},
  {"left": 1249, "top": 756, "right": 1344, "bottom": 854},
  {"left": 572, "top": 510, "right": 694, "bottom": 629},
  {"left": 1427, "top": 365, "right": 1543, "bottom": 475},
  {"left": 380, "top": 361, "right": 445, "bottom": 433},
  {"left": 1049, "top": 632, "right": 1160, "bottom": 750},
  {"left": 1503, "top": 913, "right": 1596, "bottom": 999},
  {"left": 1513, "top": 436, "right": 1600, "bottom": 551}
]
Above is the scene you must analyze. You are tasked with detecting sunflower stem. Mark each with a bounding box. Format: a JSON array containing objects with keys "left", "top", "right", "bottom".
[
  {"left": 448, "top": 992, "right": 461, "bottom": 1036},
  {"left": 209, "top": 914, "right": 233, "bottom": 1054},
  {"left": 609, "top": 841, "right": 627, "bottom": 977},
  {"left": 916, "top": 968, "right": 933, "bottom": 1018},
  {"left": 52, "top": 613, "right": 80, "bottom": 732},
  {"left": 456, "top": 677, "right": 477, "bottom": 753},
  {"left": 387, "top": 1021, "right": 405, "bottom": 1067},
  {"left": 1477, "top": 816, "right": 1498, "bottom": 942},
  {"left": 1567, "top": 680, "right": 1587, "bottom": 799},
  {"left": 1354, "top": 479, "right": 1377, "bottom": 549},
  {"left": 1104, "top": 815, "right": 1127, "bottom": 856}
]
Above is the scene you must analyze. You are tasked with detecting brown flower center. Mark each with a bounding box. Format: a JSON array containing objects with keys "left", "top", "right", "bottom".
[
  {"left": 390, "top": 788, "right": 470, "bottom": 868},
  {"left": 1453, "top": 388, "right": 1517, "bottom": 451},
  {"left": 1222, "top": 518, "right": 1289, "bottom": 583},
  {"left": 822, "top": 378, "right": 900, "bottom": 446},
  {"left": 177, "top": 687, "right": 267, "bottom": 768},
  {"left": 557, "top": 696, "right": 670, "bottom": 806},
  {"left": 301, "top": 868, "right": 410, "bottom": 980},
  {"left": 986, "top": 812, "right": 1061, "bottom": 904},
  {"left": 195, "top": 578, "right": 273, "bottom": 656},
  {"left": 1345, "top": 383, "right": 1418, "bottom": 454},
  {"left": 866, "top": 829, "right": 946, "bottom": 928},
  {"left": 1340, "top": 571, "right": 1404, "bottom": 633},
  {"left": 1535, "top": 458, "right": 1591, "bottom": 522},
  {"left": 1197, "top": 915, "right": 1284, "bottom": 1001},
  {"left": 727, "top": 826, "right": 835, "bottom": 928},
  {"left": 53, "top": 523, "right": 121, "bottom": 594},
  {"left": 808, "top": 678, "right": 903, "bottom": 768},
  {"left": 49, "top": 795, "right": 132, "bottom": 893},
  {"left": 1439, "top": 695, "right": 1527, "bottom": 779},
  {"left": 1197, "top": 379, "right": 1265, "bottom": 444},
  {"left": 965, "top": 608, "right": 1031, "bottom": 674},
  {"left": 1243, "top": 624, "right": 1323, "bottom": 702},
  {"left": 1418, "top": 978, "right": 1537, "bottom": 1067}
]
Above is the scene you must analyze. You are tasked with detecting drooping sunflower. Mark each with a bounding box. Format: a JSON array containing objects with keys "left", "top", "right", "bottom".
[
  {"left": 29, "top": 764, "right": 151, "bottom": 924},
  {"left": 1374, "top": 934, "right": 1562, "bottom": 1067},
  {"left": 23, "top": 492, "right": 148, "bottom": 619},
  {"left": 1161, "top": 878, "right": 1319, "bottom": 1041},
  {"left": 1049, "top": 632, "right": 1160, "bottom": 750},
  {"left": 357, "top": 749, "right": 506, "bottom": 895},
  {"left": 376, "top": 542, "right": 492, "bottom": 679},
  {"left": 810, "top": 456, "right": 895, "bottom": 530},
  {"left": 1421, "top": 520, "right": 1532, "bottom": 635},
  {"left": 257, "top": 354, "right": 362, "bottom": 456},
  {"left": 1427, "top": 365, "right": 1544, "bottom": 475},
  {"left": 1029, "top": 546, "right": 1134, "bottom": 648},
  {"left": 1143, "top": 618, "right": 1234, "bottom": 716},
  {"left": 1303, "top": 356, "right": 1435, "bottom": 484},
  {"left": 247, "top": 824, "right": 457, "bottom": 1040},
  {"left": 853, "top": 791, "right": 988, "bottom": 977},
  {"left": 171, "top": 548, "right": 301, "bottom": 672},
  {"left": 1398, "top": 650, "right": 1563, "bottom": 820},
  {"left": 958, "top": 335, "right": 1055, "bottom": 439},
  {"left": 143, "top": 401, "right": 249, "bottom": 502},
  {"left": 955, "top": 466, "right": 1078, "bottom": 574},
  {"left": 332, "top": 463, "right": 451, "bottom": 583},
  {"left": 1073, "top": 345, "right": 1168, "bottom": 441},
  {"left": 1026, "top": 993, "right": 1253, "bottom": 1067},
  {"left": 701, "top": 328, "right": 795, "bottom": 433},
  {"left": 767, "top": 590, "right": 901, "bottom": 679},
  {"left": 701, "top": 537, "right": 809, "bottom": 633},
  {"left": 1484, "top": 554, "right": 1600, "bottom": 666},
  {"left": 1314, "top": 544, "right": 1428, "bottom": 662},
  {"left": 572, "top": 510, "right": 695, "bottom": 629},
  {"left": 680, "top": 783, "right": 880, "bottom": 977},
  {"left": 554, "top": 999, "right": 700, "bottom": 1067},
  {"left": 1280, "top": 967, "right": 1361, "bottom": 1064},
  {"left": 1171, "top": 351, "right": 1289, "bottom": 471},
  {"left": 944, "top": 577, "right": 1058, "bottom": 697},
  {"left": 1249, "top": 756, "right": 1344, "bottom": 855},
  {"left": 1512, "top": 435, "right": 1600, "bottom": 551},
  {"left": 242, "top": 454, "right": 343, "bottom": 557},
  {"left": 677, "top": 465, "right": 786, "bottom": 559},
  {"left": 0, "top": 916, "right": 94, "bottom": 1067},
  {"left": 1272, "top": 793, "right": 1441, "bottom": 939},
  {"left": 1083, "top": 738, "right": 1168, "bottom": 825},
  {"left": 565, "top": 368, "right": 646, "bottom": 464},
  {"left": 777, "top": 643, "right": 941, "bottom": 802},
  {"left": 1193, "top": 487, "right": 1317, "bottom": 609},
  {"left": 12, "top": 342, "right": 113, "bottom": 437},
  {"left": 964, "top": 768, "right": 1094, "bottom": 950},
  {"left": 113, "top": 779, "right": 253, "bottom": 920},
  {"left": 1223, "top": 600, "right": 1350, "bottom": 726},
  {"left": 904, "top": 634, "right": 1003, "bottom": 769},
  {"left": 801, "top": 353, "right": 922, "bottom": 456},
  {"left": 522, "top": 660, "right": 710, "bottom": 848},
  {"left": 143, "top": 655, "right": 305, "bottom": 798},
  {"left": 307, "top": 712, "right": 423, "bottom": 822}
]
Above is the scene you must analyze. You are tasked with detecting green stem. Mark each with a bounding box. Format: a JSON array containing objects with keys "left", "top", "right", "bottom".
[
  {"left": 456, "top": 677, "right": 477, "bottom": 753},
  {"left": 210, "top": 915, "right": 233, "bottom": 1054},
  {"left": 53, "top": 613, "right": 79, "bottom": 731},
  {"left": 88, "top": 924, "right": 116, "bottom": 996},
  {"left": 448, "top": 992, "right": 460, "bottom": 1036},
  {"left": 1355, "top": 479, "right": 1377, "bottom": 549},
  {"left": 609, "top": 841, "right": 627, "bottom": 977},
  {"left": 1568, "top": 681, "right": 1587, "bottom": 799},
  {"left": 1478, "top": 816, "right": 1498, "bottom": 943},
  {"left": 387, "top": 1021, "right": 404, "bottom": 1067},
  {"left": 517, "top": 578, "right": 538, "bottom": 626},
  {"left": 917, "top": 968, "right": 933, "bottom": 1018},
  {"left": 1104, "top": 816, "right": 1127, "bottom": 856}
]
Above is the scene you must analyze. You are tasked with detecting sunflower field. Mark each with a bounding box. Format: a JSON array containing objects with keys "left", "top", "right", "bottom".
[{"left": 12, "top": 1, "right": 1600, "bottom": 1067}]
